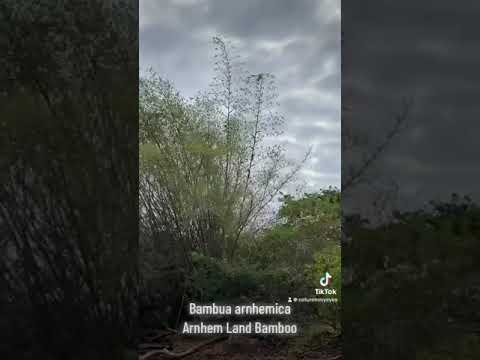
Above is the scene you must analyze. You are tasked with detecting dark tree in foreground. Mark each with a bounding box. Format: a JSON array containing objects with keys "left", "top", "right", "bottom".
[{"left": 0, "top": 1, "right": 138, "bottom": 359}]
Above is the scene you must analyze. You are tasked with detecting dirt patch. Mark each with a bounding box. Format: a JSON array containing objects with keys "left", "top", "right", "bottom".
[{"left": 139, "top": 332, "right": 341, "bottom": 360}]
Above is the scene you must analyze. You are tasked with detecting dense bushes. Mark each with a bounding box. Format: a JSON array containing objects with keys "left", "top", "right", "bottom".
[
  {"left": 344, "top": 195, "right": 480, "bottom": 359},
  {"left": 140, "top": 189, "right": 342, "bottom": 342},
  {"left": 188, "top": 252, "right": 296, "bottom": 303}
]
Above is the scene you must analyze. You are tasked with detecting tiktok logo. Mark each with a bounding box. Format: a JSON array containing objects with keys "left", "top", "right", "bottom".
[{"left": 319, "top": 272, "right": 332, "bottom": 287}]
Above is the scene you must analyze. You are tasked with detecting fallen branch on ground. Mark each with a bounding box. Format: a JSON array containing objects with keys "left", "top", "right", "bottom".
[
  {"left": 144, "top": 328, "right": 177, "bottom": 342},
  {"left": 139, "top": 343, "right": 172, "bottom": 350},
  {"left": 326, "top": 355, "right": 342, "bottom": 360},
  {"left": 139, "top": 335, "right": 228, "bottom": 359}
]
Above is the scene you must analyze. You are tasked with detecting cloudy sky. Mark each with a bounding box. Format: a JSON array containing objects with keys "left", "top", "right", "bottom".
[
  {"left": 140, "top": 0, "right": 341, "bottom": 194},
  {"left": 343, "top": 1, "right": 480, "bottom": 214}
]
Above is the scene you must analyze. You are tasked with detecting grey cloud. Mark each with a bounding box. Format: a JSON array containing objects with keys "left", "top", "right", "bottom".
[
  {"left": 203, "top": 0, "right": 335, "bottom": 41},
  {"left": 343, "top": 0, "right": 480, "bottom": 211}
]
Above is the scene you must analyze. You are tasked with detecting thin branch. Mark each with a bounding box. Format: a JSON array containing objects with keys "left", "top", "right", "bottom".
[
  {"left": 139, "top": 336, "right": 227, "bottom": 360},
  {"left": 342, "top": 98, "right": 412, "bottom": 192}
]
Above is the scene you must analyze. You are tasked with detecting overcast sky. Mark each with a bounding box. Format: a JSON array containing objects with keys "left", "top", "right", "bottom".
[
  {"left": 140, "top": 0, "right": 341, "bottom": 194},
  {"left": 343, "top": 1, "right": 480, "bottom": 215}
]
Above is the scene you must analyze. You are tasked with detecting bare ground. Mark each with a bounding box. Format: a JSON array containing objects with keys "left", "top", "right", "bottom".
[{"left": 139, "top": 331, "right": 342, "bottom": 360}]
